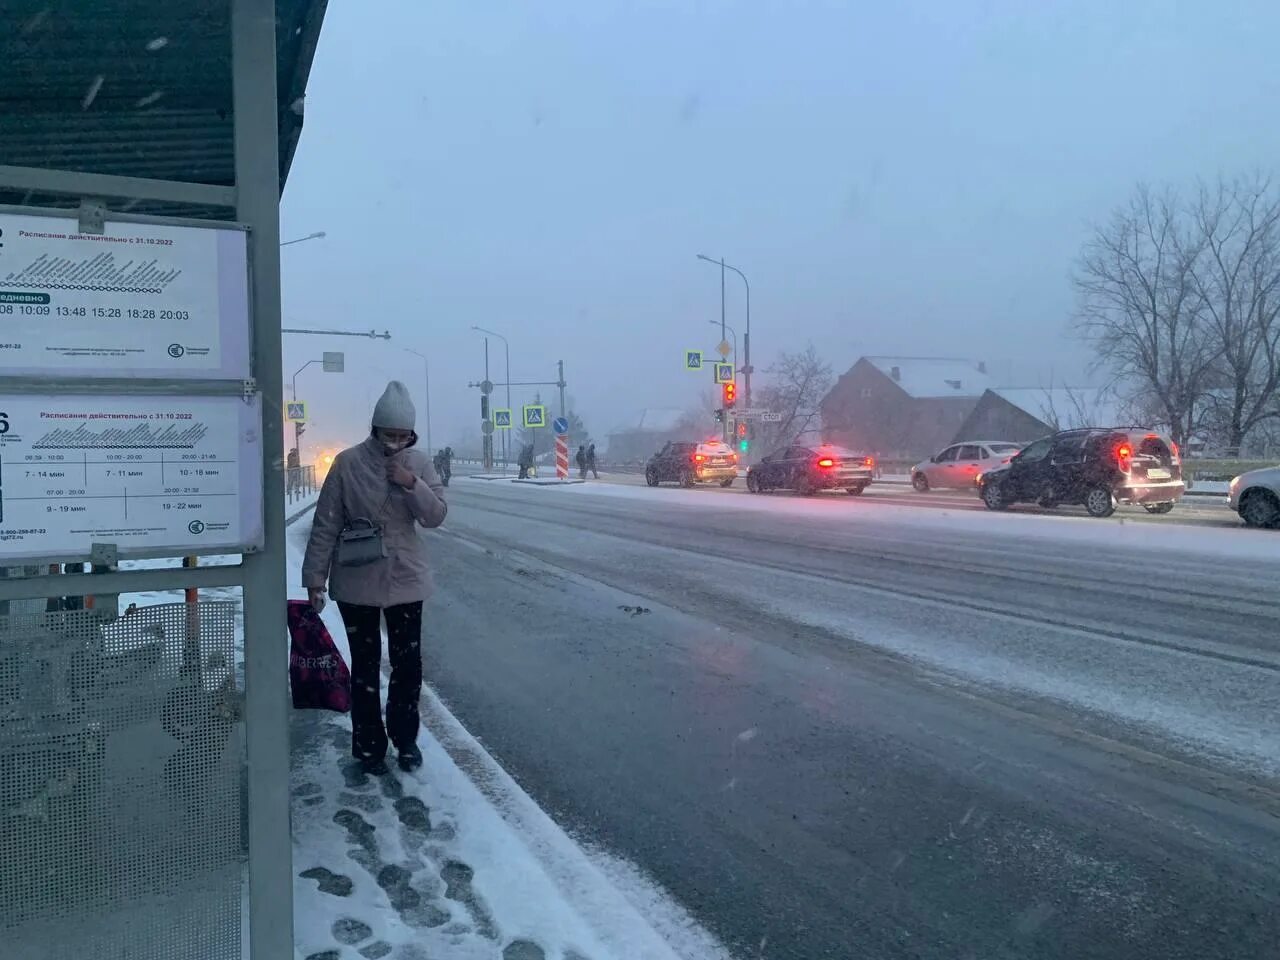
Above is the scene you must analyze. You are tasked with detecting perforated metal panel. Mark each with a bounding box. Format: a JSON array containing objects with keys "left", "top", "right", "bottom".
[{"left": 0, "top": 602, "right": 243, "bottom": 960}]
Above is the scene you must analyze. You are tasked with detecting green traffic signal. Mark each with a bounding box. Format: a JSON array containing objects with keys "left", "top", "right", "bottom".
[{"left": 738, "top": 439, "right": 749, "bottom": 453}]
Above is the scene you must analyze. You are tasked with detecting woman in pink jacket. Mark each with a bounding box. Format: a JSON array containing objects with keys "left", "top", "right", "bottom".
[{"left": 303, "top": 381, "right": 447, "bottom": 775}]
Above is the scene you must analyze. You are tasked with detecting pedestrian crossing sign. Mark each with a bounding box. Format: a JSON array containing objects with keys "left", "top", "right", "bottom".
[
  {"left": 713, "top": 362, "right": 734, "bottom": 384},
  {"left": 493, "top": 408, "right": 513, "bottom": 429},
  {"left": 685, "top": 350, "right": 703, "bottom": 370},
  {"left": 285, "top": 401, "right": 307, "bottom": 422},
  {"left": 522, "top": 404, "right": 546, "bottom": 428}
]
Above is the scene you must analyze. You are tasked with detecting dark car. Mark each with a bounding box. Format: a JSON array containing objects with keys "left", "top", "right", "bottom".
[
  {"left": 976, "top": 428, "right": 1184, "bottom": 518},
  {"left": 746, "top": 443, "right": 875, "bottom": 496},
  {"left": 645, "top": 439, "right": 739, "bottom": 487}
]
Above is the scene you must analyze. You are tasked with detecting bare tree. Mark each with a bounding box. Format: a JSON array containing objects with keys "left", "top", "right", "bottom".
[
  {"left": 1189, "top": 174, "right": 1280, "bottom": 454},
  {"left": 749, "top": 345, "right": 833, "bottom": 454},
  {"left": 1074, "top": 184, "right": 1217, "bottom": 448}
]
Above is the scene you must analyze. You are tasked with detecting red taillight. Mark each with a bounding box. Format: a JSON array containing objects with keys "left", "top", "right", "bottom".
[
  {"left": 730, "top": 453, "right": 738, "bottom": 463},
  {"left": 816, "top": 457, "right": 835, "bottom": 468},
  {"left": 1115, "top": 443, "right": 1132, "bottom": 471},
  {"left": 1170, "top": 441, "right": 1180, "bottom": 460},
  {"left": 694, "top": 453, "right": 706, "bottom": 462},
  {"left": 863, "top": 456, "right": 875, "bottom": 468}
]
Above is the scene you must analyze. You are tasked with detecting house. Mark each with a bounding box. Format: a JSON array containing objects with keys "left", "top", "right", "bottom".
[
  {"left": 953, "top": 387, "right": 1122, "bottom": 445},
  {"left": 820, "top": 357, "right": 994, "bottom": 459},
  {"left": 604, "top": 407, "right": 690, "bottom": 462}
]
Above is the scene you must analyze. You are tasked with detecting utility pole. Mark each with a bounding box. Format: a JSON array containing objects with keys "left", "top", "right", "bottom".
[
  {"left": 482, "top": 338, "right": 492, "bottom": 470},
  {"left": 557, "top": 359, "right": 566, "bottom": 420}
]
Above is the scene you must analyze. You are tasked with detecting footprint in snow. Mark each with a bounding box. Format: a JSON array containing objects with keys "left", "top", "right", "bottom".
[
  {"left": 298, "top": 866, "right": 353, "bottom": 898},
  {"left": 617, "top": 604, "right": 651, "bottom": 616}
]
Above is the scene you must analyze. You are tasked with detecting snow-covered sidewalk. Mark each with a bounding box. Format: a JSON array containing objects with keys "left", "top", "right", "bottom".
[{"left": 284, "top": 516, "right": 728, "bottom": 960}]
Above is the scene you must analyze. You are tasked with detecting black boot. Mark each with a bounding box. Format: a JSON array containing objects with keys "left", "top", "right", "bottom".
[
  {"left": 398, "top": 744, "right": 423, "bottom": 772},
  {"left": 360, "top": 756, "right": 389, "bottom": 776}
]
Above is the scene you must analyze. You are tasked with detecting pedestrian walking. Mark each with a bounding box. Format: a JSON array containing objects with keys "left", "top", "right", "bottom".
[
  {"left": 517, "top": 442, "right": 533, "bottom": 479},
  {"left": 302, "top": 381, "right": 447, "bottom": 776},
  {"left": 286, "top": 446, "right": 300, "bottom": 493},
  {"left": 576, "top": 444, "right": 587, "bottom": 479},
  {"left": 441, "top": 447, "right": 453, "bottom": 486},
  {"left": 586, "top": 442, "right": 598, "bottom": 479}
]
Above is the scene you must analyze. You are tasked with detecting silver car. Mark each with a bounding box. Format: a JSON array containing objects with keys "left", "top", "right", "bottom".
[
  {"left": 911, "top": 441, "right": 1022, "bottom": 491},
  {"left": 1228, "top": 465, "right": 1280, "bottom": 528}
]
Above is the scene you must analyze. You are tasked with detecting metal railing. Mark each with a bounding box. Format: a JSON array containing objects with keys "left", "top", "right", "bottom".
[{"left": 285, "top": 464, "right": 317, "bottom": 506}]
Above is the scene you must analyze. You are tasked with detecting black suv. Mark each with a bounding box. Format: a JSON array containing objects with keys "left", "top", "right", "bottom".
[{"left": 976, "top": 428, "right": 1184, "bottom": 517}]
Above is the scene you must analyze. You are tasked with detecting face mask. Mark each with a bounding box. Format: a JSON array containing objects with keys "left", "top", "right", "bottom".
[{"left": 382, "top": 439, "right": 409, "bottom": 455}]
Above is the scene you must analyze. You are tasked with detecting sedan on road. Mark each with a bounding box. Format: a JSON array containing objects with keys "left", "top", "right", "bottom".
[
  {"left": 645, "top": 439, "right": 739, "bottom": 487},
  {"left": 747, "top": 444, "right": 875, "bottom": 495},
  {"left": 1228, "top": 464, "right": 1280, "bottom": 528},
  {"left": 911, "top": 441, "right": 1022, "bottom": 491}
]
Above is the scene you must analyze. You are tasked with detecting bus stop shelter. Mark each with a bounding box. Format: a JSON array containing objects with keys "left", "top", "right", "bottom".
[{"left": 0, "top": 1, "right": 326, "bottom": 957}]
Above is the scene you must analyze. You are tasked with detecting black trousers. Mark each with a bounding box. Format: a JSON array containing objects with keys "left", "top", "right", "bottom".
[{"left": 337, "top": 600, "right": 423, "bottom": 761}]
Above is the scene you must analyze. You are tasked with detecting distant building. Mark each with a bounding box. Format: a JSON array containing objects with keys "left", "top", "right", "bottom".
[
  {"left": 604, "top": 407, "right": 690, "bottom": 462},
  {"left": 820, "top": 356, "right": 994, "bottom": 458},
  {"left": 953, "top": 387, "right": 1121, "bottom": 444}
]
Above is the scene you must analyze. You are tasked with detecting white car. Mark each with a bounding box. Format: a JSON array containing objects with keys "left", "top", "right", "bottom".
[
  {"left": 1228, "top": 465, "right": 1280, "bottom": 528},
  {"left": 911, "top": 441, "right": 1022, "bottom": 491}
]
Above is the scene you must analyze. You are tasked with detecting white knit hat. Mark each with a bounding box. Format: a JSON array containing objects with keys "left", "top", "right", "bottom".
[{"left": 371, "top": 380, "right": 416, "bottom": 431}]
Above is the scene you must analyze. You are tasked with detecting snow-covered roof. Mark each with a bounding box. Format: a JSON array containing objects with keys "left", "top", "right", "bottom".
[
  {"left": 865, "top": 356, "right": 994, "bottom": 398},
  {"left": 990, "top": 387, "right": 1124, "bottom": 431},
  {"left": 608, "top": 407, "right": 686, "bottom": 435}
]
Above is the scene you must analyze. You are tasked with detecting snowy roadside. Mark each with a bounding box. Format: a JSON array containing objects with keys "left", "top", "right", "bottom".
[
  {"left": 108, "top": 491, "right": 727, "bottom": 960},
  {"left": 284, "top": 515, "right": 731, "bottom": 960}
]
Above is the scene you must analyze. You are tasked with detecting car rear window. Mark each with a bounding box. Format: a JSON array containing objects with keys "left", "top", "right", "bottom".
[
  {"left": 697, "top": 442, "right": 733, "bottom": 456},
  {"left": 988, "top": 443, "right": 1020, "bottom": 454},
  {"left": 1136, "top": 435, "right": 1173, "bottom": 461},
  {"left": 817, "top": 445, "right": 863, "bottom": 459}
]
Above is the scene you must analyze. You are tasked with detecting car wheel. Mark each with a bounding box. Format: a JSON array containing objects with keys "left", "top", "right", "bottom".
[
  {"left": 1143, "top": 502, "right": 1175, "bottom": 515},
  {"left": 912, "top": 473, "right": 929, "bottom": 492},
  {"left": 680, "top": 469, "right": 695, "bottom": 488},
  {"left": 645, "top": 469, "right": 659, "bottom": 487},
  {"left": 720, "top": 477, "right": 734, "bottom": 488},
  {"left": 981, "top": 481, "right": 1008, "bottom": 511},
  {"left": 746, "top": 472, "right": 760, "bottom": 493},
  {"left": 1084, "top": 485, "right": 1117, "bottom": 518},
  {"left": 846, "top": 484, "right": 867, "bottom": 496},
  {"left": 1239, "top": 489, "right": 1280, "bottom": 528}
]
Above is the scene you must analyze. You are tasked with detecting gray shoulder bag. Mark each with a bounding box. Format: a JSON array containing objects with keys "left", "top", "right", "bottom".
[
  {"left": 336, "top": 487, "right": 393, "bottom": 568},
  {"left": 336, "top": 517, "right": 385, "bottom": 567}
]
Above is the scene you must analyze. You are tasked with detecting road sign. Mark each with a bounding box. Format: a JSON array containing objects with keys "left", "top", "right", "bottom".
[
  {"left": 713, "top": 362, "right": 734, "bottom": 384},
  {"left": 493, "top": 408, "right": 513, "bottom": 428},
  {"left": 522, "top": 403, "right": 546, "bottom": 428},
  {"left": 285, "top": 400, "right": 307, "bottom": 422},
  {"left": 322, "top": 351, "right": 344, "bottom": 372},
  {"left": 685, "top": 350, "right": 703, "bottom": 370},
  {"left": 481, "top": 419, "right": 494, "bottom": 435},
  {"left": 761, "top": 411, "right": 783, "bottom": 422},
  {"left": 717, "top": 339, "right": 732, "bottom": 358},
  {"left": 552, "top": 416, "right": 569, "bottom": 435},
  {"left": 480, "top": 379, "right": 494, "bottom": 395}
]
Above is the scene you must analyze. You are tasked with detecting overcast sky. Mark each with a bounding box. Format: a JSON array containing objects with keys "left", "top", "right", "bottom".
[{"left": 280, "top": 0, "right": 1280, "bottom": 455}]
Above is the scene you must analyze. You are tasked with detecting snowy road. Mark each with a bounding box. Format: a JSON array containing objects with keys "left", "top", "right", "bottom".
[{"left": 426, "top": 478, "right": 1279, "bottom": 960}]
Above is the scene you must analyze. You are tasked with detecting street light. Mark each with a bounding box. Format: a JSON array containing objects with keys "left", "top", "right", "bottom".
[
  {"left": 404, "top": 349, "right": 433, "bottom": 454},
  {"left": 279, "top": 230, "right": 326, "bottom": 247},
  {"left": 696, "top": 254, "right": 752, "bottom": 411},
  {"left": 471, "top": 325, "right": 511, "bottom": 471}
]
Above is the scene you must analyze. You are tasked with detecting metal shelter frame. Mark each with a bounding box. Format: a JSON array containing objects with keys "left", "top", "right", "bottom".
[{"left": 0, "top": 1, "right": 328, "bottom": 956}]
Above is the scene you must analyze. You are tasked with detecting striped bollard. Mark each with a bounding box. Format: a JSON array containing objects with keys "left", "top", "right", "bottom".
[{"left": 555, "top": 434, "right": 569, "bottom": 479}]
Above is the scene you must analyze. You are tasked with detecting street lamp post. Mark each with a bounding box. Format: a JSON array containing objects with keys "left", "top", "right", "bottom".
[
  {"left": 405, "top": 349, "right": 432, "bottom": 453},
  {"left": 471, "top": 325, "right": 511, "bottom": 471},
  {"left": 697, "top": 254, "right": 752, "bottom": 411},
  {"left": 279, "top": 230, "right": 326, "bottom": 247}
]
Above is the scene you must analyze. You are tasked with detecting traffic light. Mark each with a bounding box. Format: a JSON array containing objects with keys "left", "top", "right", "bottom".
[
  {"left": 722, "top": 381, "right": 737, "bottom": 408},
  {"left": 713, "top": 408, "right": 725, "bottom": 424},
  {"left": 736, "top": 421, "right": 747, "bottom": 438},
  {"left": 736, "top": 420, "right": 748, "bottom": 453}
]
